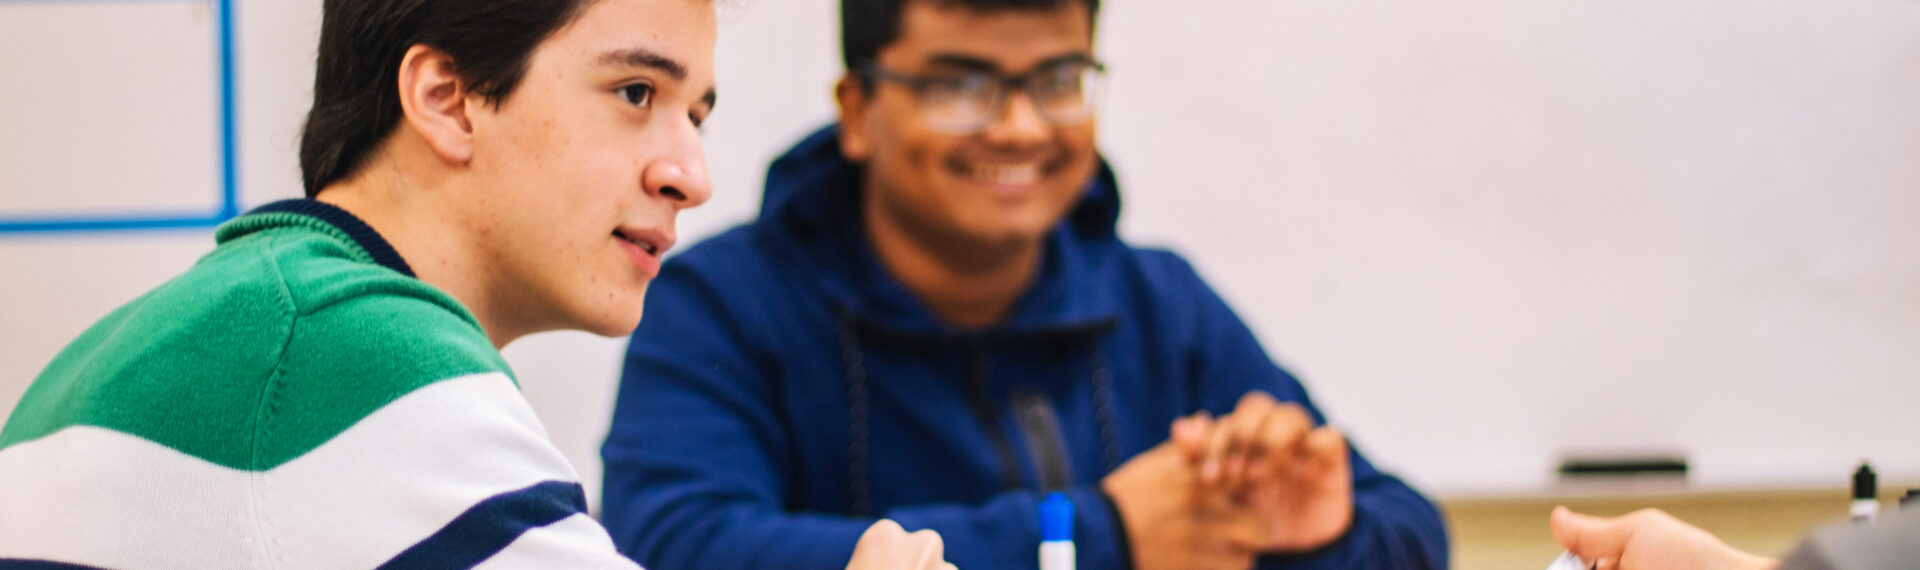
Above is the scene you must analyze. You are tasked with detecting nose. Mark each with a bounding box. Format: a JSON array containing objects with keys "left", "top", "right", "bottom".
[
  {"left": 642, "top": 124, "right": 713, "bottom": 210},
  {"left": 979, "top": 90, "right": 1050, "bottom": 147}
]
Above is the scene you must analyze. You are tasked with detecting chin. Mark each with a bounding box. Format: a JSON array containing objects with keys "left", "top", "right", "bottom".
[
  {"left": 975, "top": 217, "right": 1057, "bottom": 245},
  {"left": 573, "top": 287, "right": 649, "bottom": 337},
  {"left": 580, "top": 310, "right": 645, "bottom": 338}
]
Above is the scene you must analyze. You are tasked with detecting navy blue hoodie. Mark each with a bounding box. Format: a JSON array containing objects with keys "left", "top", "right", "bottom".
[{"left": 602, "top": 126, "right": 1448, "bottom": 570}]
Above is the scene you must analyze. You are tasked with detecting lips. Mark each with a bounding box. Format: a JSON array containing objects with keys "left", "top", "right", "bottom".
[
  {"left": 950, "top": 155, "right": 1066, "bottom": 190},
  {"left": 612, "top": 229, "right": 662, "bottom": 255},
  {"left": 612, "top": 226, "right": 675, "bottom": 277}
]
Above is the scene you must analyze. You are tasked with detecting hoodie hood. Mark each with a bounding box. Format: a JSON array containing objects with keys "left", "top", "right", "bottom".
[{"left": 751, "top": 124, "right": 1125, "bottom": 337}]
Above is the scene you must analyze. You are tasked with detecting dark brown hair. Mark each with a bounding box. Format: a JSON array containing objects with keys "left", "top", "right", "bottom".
[
  {"left": 840, "top": 0, "right": 1100, "bottom": 72},
  {"left": 298, "top": 0, "right": 593, "bottom": 196}
]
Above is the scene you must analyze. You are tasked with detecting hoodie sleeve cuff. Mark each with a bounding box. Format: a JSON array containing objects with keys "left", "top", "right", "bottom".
[{"left": 1083, "top": 487, "right": 1135, "bottom": 570}]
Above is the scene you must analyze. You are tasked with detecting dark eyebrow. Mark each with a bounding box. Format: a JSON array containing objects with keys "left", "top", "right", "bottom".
[
  {"left": 922, "top": 51, "right": 1097, "bottom": 74},
  {"left": 598, "top": 48, "right": 688, "bottom": 80},
  {"left": 1034, "top": 53, "right": 1097, "bottom": 70},
  {"left": 923, "top": 53, "right": 1001, "bottom": 73},
  {"left": 602, "top": 47, "right": 717, "bottom": 115}
]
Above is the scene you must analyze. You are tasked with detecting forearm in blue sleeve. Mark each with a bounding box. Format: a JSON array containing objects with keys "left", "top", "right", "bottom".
[
  {"left": 604, "top": 262, "right": 880, "bottom": 569},
  {"left": 602, "top": 374, "right": 883, "bottom": 570},
  {"left": 601, "top": 446, "right": 873, "bottom": 570}
]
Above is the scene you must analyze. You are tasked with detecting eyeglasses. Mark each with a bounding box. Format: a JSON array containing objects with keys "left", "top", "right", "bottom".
[{"left": 859, "top": 59, "right": 1108, "bottom": 135}]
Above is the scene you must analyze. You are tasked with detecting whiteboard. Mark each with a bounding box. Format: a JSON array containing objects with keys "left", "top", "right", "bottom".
[
  {"left": 0, "top": 0, "right": 237, "bottom": 230},
  {"left": 1095, "top": 0, "right": 1920, "bottom": 494},
  {"left": 3, "top": 0, "right": 1917, "bottom": 510}
]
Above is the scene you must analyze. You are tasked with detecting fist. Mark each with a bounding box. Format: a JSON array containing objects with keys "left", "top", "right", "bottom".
[
  {"left": 1175, "top": 392, "right": 1355, "bottom": 553},
  {"left": 1550, "top": 507, "right": 1777, "bottom": 570},
  {"left": 846, "top": 519, "right": 958, "bottom": 570}
]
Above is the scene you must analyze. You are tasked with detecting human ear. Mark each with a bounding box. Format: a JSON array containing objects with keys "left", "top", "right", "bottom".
[
  {"left": 395, "top": 44, "right": 474, "bottom": 165},
  {"left": 834, "top": 74, "right": 871, "bottom": 162}
]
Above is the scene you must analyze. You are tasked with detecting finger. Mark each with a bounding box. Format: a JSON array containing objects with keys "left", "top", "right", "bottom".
[
  {"left": 1209, "top": 395, "right": 1279, "bottom": 485},
  {"left": 1549, "top": 506, "right": 1592, "bottom": 552},
  {"left": 1246, "top": 405, "right": 1314, "bottom": 485},
  {"left": 910, "top": 528, "right": 945, "bottom": 563},
  {"left": 1235, "top": 390, "right": 1281, "bottom": 412},
  {"left": 1204, "top": 411, "right": 1259, "bottom": 486},
  {"left": 849, "top": 519, "right": 913, "bottom": 570},
  {"left": 1171, "top": 412, "right": 1212, "bottom": 463},
  {"left": 1225, "top": 408, "right": 1276, "bottom": 488},
  {"left": 1296, "top": 426, "right": 1347, "bottom": 476},
  {"left": 1550, "top": 506, "right": 1631, "bottom": 562},
  {"left": 861, "top": 518, "right": 906, "bottom": 541},
  {"left": 1200, "top": 412, "right": 1237, "bottom": 483}
]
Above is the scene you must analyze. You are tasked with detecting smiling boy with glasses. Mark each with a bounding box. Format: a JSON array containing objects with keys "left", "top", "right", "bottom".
[{"left": 602, "top": 0, "right": 1449, "bottom": 569}]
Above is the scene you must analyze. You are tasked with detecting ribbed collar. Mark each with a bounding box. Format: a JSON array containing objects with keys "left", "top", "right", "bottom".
[{"left": 218, "top": 199, "right": 416, "bottom": 278}]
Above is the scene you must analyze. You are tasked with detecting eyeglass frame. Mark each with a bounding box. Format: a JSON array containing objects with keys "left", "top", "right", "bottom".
[{"left": 855, "top": 56, "right": 1109, "bottom": 135}]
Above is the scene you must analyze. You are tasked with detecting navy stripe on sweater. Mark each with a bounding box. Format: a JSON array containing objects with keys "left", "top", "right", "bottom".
[
  {"left": 245, "top": 199, "right": 418, "bottom": 278},
  {"left": 377, "top": 480, "right": 589, "bottom": 570},
  {"left": 0, "top": 561, "right": 110, "bottom": 570}
]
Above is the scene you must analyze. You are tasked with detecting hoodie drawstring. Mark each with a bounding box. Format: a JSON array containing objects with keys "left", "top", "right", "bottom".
[
  {"left": 1090, "top": 347, "right": 1121, "bottom": 472},
  {"left": 839, "top": 317, "right": 873, "bottom": 516},
  {"left": 839, "top": 318, "right": 1122, "bottom": 515}
]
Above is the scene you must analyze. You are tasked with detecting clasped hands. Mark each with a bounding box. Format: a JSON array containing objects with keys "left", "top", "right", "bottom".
[{"left": 1102, "top": 391, "right": 1355, "bottom": 570}]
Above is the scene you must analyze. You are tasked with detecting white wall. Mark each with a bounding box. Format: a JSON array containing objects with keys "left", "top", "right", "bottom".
[
  {"left": 1094, "top": 0, "right": 1920, "bottom": 494},
  {"left": 3, "top": 0, "right": 1917, "bottom": 510}
]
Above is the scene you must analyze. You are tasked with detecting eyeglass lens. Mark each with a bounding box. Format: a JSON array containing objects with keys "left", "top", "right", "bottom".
[{"left": 919, "top": 63, "right": 1103, "bottom": 134}]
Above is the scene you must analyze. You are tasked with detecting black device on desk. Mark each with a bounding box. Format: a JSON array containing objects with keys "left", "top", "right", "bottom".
[{"left": 1853, "top": 462, "right": 1878, "bottom": 524}]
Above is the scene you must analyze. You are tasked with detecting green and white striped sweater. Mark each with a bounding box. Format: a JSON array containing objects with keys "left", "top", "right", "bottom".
[{"left": 0, "top": 201, "right": 639, "bottom": 569}]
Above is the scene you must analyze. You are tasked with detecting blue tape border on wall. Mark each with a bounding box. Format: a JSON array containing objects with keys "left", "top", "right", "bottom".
[{"left": 0, "top": 0, "right": 239, "bottom": 234}]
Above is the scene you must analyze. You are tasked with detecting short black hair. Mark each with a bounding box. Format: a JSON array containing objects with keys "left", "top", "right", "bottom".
[
  {"left": 298, "top": 0, "right": 593, "bottom": 197},
  {"left": 840, "top": 0, "right": 1100, "bottom": 71}
]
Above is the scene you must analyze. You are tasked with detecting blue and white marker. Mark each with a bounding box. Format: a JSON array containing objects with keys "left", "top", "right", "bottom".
[{"left": 1039, "top": 492, "right": 1075, "bottom": 570}]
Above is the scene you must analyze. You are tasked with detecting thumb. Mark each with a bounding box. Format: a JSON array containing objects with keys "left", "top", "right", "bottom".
[
  {"left": 863, "top": 518, "right": 906, "bottom": 539},
  {"left": 907, "top": 529, "right": 946, "bottom": 567},
  {"left": 1299, "top": 427, "right": 1347, "bottom": 468},
  {"left": 1551, "top": 506, "right": 1627, "bottom": 562}
]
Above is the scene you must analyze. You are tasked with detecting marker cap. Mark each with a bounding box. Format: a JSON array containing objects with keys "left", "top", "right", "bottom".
[{"left": 1041, "top": 492, "right": 1074, "bottom": 542}]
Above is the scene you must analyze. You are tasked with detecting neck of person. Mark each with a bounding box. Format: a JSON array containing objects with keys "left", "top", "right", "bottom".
[
  {"left": 862, "top": 199, "right": 1044, "bottom": 330},
  {"left": 314, "top": 139, "right": 529, "bottom": 350}
]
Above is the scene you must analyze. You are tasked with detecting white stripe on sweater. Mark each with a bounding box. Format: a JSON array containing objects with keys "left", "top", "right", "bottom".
[{"left": 0, "top": 372, "right": 603, "bottom": 569}]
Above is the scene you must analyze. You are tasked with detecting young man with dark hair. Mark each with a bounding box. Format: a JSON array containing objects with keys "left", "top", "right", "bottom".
[
  {"left": 0, "top": 0, "right": 951, "bottom": 568},
  {"left": 603, "top": 0, "right": 1450, "bottom": 568}
]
